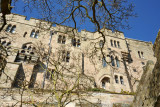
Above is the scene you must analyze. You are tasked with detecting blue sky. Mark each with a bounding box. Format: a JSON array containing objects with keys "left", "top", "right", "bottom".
[
  {"left": 122, "top": 0, "right": 160, "bottom": 43},
  {"left": 11, "top": 0, "right": 160, "bottom": 43}
]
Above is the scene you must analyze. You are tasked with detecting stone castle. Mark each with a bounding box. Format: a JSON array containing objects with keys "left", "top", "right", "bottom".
[{"left": 0, "top": 13, "right": 156, "bottom": 95}]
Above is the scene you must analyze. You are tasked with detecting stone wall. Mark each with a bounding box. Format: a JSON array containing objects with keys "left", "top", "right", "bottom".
[
  {"left": 132, "top": 30, "right": 160, "bottom": 107},
  {"left": 0, "top": 88, "right": 134, "bottom": 107}
]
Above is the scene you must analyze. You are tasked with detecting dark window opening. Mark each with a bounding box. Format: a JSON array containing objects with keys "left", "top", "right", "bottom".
[
  {"left": 66, "top": 51, "right": 70, "bottom": 62},
  {"left": 120, "top": 76, "right": 124, "bottom": 85},
  {"left": 77, "top": 39, "right": 81, "bottom": 47},
  {"left": 102, "top": 57, "right": 107, "bottom": 67},
  {"left": 23, "top": 32, "right": 27, "bottom": 37},
  {"left": 6, "top": 24, "right": 12, "bottom": 32},
  {"left": 110, "top": 40, "right": 113, "bottom": 47},
  {"left": 114, "top": 40, "right": 117, "bottom": 47},
  {"left": 115, "top": 75, "right": 119, "bottom": 83},
  {"left": 99, "top": 40, "right": 103, "bottom": 48},
  {"left": 62, "top": 36, "right": 66, "bottom": 44},
  {"left": 58, "top": 35, "right": 62, "bottom": 43},
  {"left": 111, "top": 56, "right": 115, "bottom": 66},
  {"left": 117, "top": 41, "right": 120, "bottom": 48},
  {"left": 10, "top": 25, "right": 16, "bottom": 33}
]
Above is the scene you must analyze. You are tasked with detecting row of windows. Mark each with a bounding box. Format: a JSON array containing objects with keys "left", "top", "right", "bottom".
[
  {"left": 102, "top": 56, "right": 120, "bottom": 67},
  {"left": 101, "top": 75, "right": 124, "bottom": 89},
  {"left": 6, "top": 24, "right": 16, "bottom": 33},
  {"left": 0, "top": 40, "right": 11, "bottom": 46},
  {"left": 30, "top": 30, "right": 39, "bottom": 39},
  {"left": 110, "top": 40, "right": 120, "bottom": 48},
  {"left": 115, "top": 75, "right": 124, "bottom": 85},
  {"left": 57, "top": 35, "right": 81, "bottom": 47}
]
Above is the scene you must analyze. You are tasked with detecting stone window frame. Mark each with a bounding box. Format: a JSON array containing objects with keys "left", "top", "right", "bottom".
[
  {"left": 110, "top": 39, "right": 120, "bottom": 48},
  {"left": 30, "top": 29, "right": 39, "bottom": 39},
  {"left": 71, "top": 38, "right": 81, "bottom": 47},
  {"left": 120, "top": 76, "right": 124, "bottom": 85},
  {"left": 58, "top": 35, "right": 66, "bottom": 44},
  {"left": 62, "top": 50, "right": 70, "bottom": 62},
  {"left": 115, "top": 75, "right": 119, "bottom": 84}
]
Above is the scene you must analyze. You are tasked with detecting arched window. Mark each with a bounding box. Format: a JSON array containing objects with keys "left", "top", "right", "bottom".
[
  {"left": 10, "top": 25, "right": 16, "bottom": 33},
  {"left": 110, "top": 40, "right": 113, "bottom": 47},
  {"left": 58, "top": 35, "right": 62, "bottom": 43},
  {"left": 102, "top": 57, "right": 107, "bottom": 67},
  {"left": 62, "top": 36, "right": 66, "bottom": 44},
  {"left": 111, "top": 56, "right": 115, "bottom": 66},
  {"left": 115, "top": 75, "right": 119, "bottom": 83},
  {"left": 99, "top": 40, "right": 103, "bottom": 48},
  {"left": 6, "top": 24, "right": 12, "bottom": 32},
  {"left": 115, "top": 56, "right": 120, "bottom": 67},
  {"left": 30, "top": 30, "right": 35, "bottom": 38},
  {"left": 101, "top": 77, "right": 110, "bottom": 89},
  {"left": 114, "top": 40, "right": 117, "bottom": 47},
  {"left": 120, "top": 76, "right": 124, "bottom": 85},
  {"left": 35, "top": 31, "right": 39, "bottom": 38},
  {"left": 117, "top": 41, "right": 120, "bottom": 48}
]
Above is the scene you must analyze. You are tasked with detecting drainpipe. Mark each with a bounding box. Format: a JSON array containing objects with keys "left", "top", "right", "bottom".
[{"left": 42, "top": 31, "right": 57, "bottom": 88}]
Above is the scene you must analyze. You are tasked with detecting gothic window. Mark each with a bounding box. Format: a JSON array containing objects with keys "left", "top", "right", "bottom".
[
  {"left": 114, "top": 40, "right": 117, "bottom": 47},
  {"left": 110, "top": 40, "right": 113, "bottom": 47},
  {"left": 102, "top": 57, "right": 107, "bottom": 67},
  {"left": 30, "top": 30, "right": 35, "bottom": 38},
  {"left": 58, "top": 35, "right": 62, "bottom": 43},
  {"left": 117, "top": 41, "right": 120, "bottom": 48},
  {"left": 120, "top": 76, "right": 124, "bottom": 85},
  {"left": 10, "top": 25, "right": 16, "bottom": 33},
  {"left": 6, "top": 24, "right": 12, "bottom": 32},
  {"left": 35, "top": 31, "right": 39, "bottom": 39},
  {"left": 99, "top": 40, "right": 103, "bottom": 48},
  {"left": 115, "top": 56, "right": 120, "bottom": 67},
  {"left": 115, "top": 75, "right": 119, "bottom": 83},
  {"left": 111, "top": 56, "right": 115, "bottom": 66},
  {"left": 77, "top": 39, "right": 81, "bottom": 47}
]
